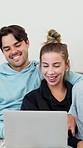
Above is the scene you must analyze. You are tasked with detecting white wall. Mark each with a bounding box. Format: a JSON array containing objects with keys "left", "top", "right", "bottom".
[{"left": 0, "top": 0, "right": 83, "bottom": 72}]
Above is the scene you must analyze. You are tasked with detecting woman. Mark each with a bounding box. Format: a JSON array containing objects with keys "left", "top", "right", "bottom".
[{"left": 21, "top": 29, "right": 81, "bottom": 147}]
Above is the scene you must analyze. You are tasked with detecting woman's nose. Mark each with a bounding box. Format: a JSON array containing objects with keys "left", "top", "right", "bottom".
[{"left": 48, "top": 67, "right": 55, "bottom": 74}]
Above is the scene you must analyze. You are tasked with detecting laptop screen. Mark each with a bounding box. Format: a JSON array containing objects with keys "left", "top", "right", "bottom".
[{"left": 4, "top": 110, "right": 67, "bottom": 148}]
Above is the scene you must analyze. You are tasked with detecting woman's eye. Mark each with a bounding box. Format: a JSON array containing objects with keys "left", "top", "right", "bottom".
[
  {"left": 43, "top": 65, "right": 48, "bottom": 67},
  {"left": 54, "top": 65, "right": 60, "bottom": 67}
]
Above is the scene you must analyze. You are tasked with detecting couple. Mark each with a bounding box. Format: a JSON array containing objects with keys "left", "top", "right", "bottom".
[{"left": 0, "top": 25, "right": 83, "bottom": 148}]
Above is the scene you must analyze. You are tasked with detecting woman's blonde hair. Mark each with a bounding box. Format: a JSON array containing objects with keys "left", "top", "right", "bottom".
[
  {"left": 40, "top": 29, "right": 68, "bottom": 63},
  {"left": 44, "top": 29, "right": 61, "bottom": 44}
]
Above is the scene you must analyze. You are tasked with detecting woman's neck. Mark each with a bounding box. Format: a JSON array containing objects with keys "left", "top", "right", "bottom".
[{"left": 47, "top": 81, "right": 67, "bottom": 102}]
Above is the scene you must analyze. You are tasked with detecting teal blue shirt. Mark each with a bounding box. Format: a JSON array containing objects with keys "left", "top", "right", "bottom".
[
  {"left": 0, "top": 60, "right": 83, "bottom": 138},
  {"left": 0, "top": 61, "right": 42, "bottom": 138}
]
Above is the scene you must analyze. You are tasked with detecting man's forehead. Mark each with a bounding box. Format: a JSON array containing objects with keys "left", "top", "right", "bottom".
[{"left": 2, "top": 34, "right": 18, "bottom": 47}]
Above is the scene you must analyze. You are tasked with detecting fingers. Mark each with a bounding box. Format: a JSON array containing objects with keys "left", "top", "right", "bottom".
[
  {"left": 77, "top": 141, "right": 83, "bottom": 148},
  {"left": 68, "top": 114, "right": 76, "bottom": 137}
]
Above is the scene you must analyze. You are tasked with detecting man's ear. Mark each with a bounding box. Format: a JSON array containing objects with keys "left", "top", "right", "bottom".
[{"left": 26, "top": 40, "right": 30, "bottom": 48}]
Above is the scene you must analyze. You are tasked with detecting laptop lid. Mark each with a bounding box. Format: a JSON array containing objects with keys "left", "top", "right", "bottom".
[{"left": 4, "top": 110, "right": 67, "bottom": 148}]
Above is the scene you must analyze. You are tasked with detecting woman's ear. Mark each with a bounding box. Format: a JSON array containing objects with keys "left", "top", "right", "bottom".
[{"left": 66, "top": 59, "right": 70, "bottom": 71}]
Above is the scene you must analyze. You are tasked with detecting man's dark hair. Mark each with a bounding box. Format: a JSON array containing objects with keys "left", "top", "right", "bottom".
[{"left": 0, "top": 25, "right": 28, "bottom": 50}]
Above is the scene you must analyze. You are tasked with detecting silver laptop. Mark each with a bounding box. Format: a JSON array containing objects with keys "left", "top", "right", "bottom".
[{"left": 4, "top": 110, "right": 67, "bottom": 148}]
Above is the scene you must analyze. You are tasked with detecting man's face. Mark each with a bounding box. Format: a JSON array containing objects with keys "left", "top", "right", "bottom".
[{"left": 2, "top": 33, "right": 30, "bottom": 71}]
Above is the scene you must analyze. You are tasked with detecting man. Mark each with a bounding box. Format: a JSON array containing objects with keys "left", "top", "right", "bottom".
[
  {"left": 0, "top": 25, "right": 83, "bottom": 148},
  {"left": 0, "top": 25, "right": 43, "bottom": 147},
  {"left": 68, "top": 80, "right": 83, "bottom": 148}
]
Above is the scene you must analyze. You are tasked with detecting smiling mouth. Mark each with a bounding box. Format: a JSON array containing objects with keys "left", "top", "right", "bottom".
[
  {"left": 13, "top": 55, "right": 20, "bottom": 60},
  {"left": 48, "top": 76, "right": 57, "bottom": 81},
  {"left": 9, "top": 50, "right": 22, "bottom": 58},
  {"left": 10, "top": 52, "right": 22, "bottom": 60}
]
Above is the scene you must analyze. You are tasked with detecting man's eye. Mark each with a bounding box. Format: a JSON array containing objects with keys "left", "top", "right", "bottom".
[
  {"left": 3, "top": 48, "right": 10, "bottom": 51},
  {"left": 15, "top": 43, "right": 21, "bottom": 47},
  {"left": 56, "top": 65, "right": 60, "bottom": 67}
]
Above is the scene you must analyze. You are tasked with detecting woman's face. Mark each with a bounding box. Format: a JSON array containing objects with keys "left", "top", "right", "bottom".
[{"left": 40, "top": 52, "right": 69, "bottom": 87}]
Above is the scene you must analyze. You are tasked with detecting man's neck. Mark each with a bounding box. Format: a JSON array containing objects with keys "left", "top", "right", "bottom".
[{"left": 8, "top": 61, "right": 30, "bottom": 72}]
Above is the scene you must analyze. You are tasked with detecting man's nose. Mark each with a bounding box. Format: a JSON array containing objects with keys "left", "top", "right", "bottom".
[{"left": 11, "top": 46, "right": 17, "bottom": 53}]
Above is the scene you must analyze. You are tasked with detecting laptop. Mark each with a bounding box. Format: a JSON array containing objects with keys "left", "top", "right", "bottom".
[{"left": 4, "top": 110, "right": 68, "bottom": 148}]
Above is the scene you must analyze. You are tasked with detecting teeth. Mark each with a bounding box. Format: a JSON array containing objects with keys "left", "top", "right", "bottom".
[
  {"left": 13, "top": 56, "right": 20, "bottom": 60},
  {"left": 49, "top": 77, "right": 55, "bottom": 79}
]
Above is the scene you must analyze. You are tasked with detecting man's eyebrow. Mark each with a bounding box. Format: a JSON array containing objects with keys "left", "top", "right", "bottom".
[
  {"left": 14, "top": 41, "right": 21, "bottom": 45},
  {"left": 2, "top": 46, "right": 9, "bottom": 50},
  {"left": 2, "top": 41, "right": 20, "bottom": 49}
]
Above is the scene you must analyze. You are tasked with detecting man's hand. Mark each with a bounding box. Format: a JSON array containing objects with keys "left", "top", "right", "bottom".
[
  {"left": 77, "top": 141, "right": 83, "bottom": 148},
  {"left": 68, "top": 114, "right": 76, "bottom": 137}
]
